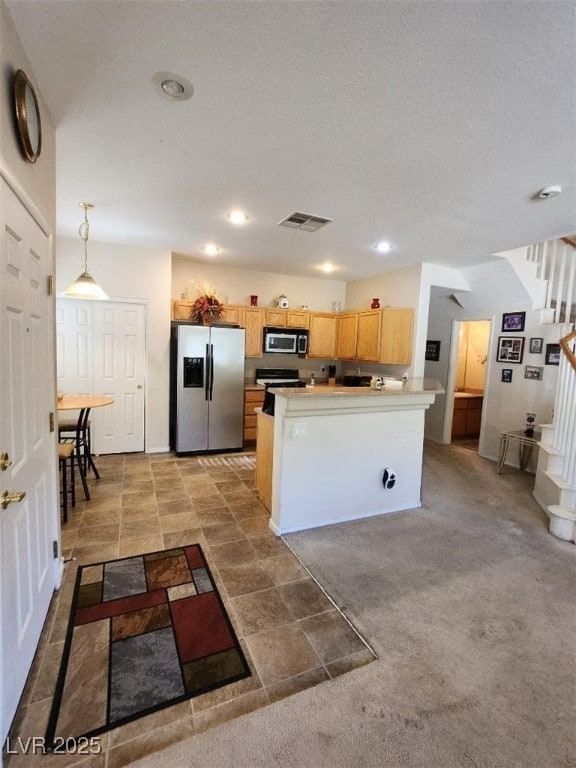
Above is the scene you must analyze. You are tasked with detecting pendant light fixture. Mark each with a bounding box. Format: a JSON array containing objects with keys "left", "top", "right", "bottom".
[{"left": 63, "top": 203, "right": 108, "bottom": 300}]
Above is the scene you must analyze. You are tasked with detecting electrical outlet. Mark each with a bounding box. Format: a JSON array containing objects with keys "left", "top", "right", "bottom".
[{"left": 293, "top": 422, "right": 307, "bottom": 438}]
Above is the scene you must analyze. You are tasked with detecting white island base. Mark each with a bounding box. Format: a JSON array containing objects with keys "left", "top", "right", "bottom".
[{"left": 255, "top": 382, "right": 441, "bottom": 536}]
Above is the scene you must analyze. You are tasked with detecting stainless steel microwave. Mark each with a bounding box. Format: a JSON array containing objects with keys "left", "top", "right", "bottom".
[{"left": 263, "top": 327, "right": 309, "bottom": 355}]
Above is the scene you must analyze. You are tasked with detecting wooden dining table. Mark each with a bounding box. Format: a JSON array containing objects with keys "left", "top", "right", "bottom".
[{"left": 57, "top": 394, "right": 114, "bottom": 500}]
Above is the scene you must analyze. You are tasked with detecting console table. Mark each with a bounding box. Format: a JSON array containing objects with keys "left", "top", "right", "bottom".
[{"left": 496, "top": 429, "right": 541, "bottom": 474}]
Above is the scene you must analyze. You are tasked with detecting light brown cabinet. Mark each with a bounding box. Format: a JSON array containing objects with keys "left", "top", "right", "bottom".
[
  {"left": 356, "top": 310, "right": 382, "bottom": 361},
  {"left": 379, "top": 307, "right": 414, "bottom": 365},
  {"left": 171, "top": 300, "right": 414, "bottom": 365},
  {"left": 264, "top": 308, "right": 310, "bottom": 328},
  {"left": 336, "top": 307, "right": 413, "bottom": 364},
  {"left": 244, "top": 389, "right": 265, "bottom": 443},
  {"left": 308, "top": 313, "right": 337, "bottom": 358},
  {"left": 220, "top": 304, "right": 243, "bottom": 325},
  {"left": 243, "top": 307, "right": 265, "bottom": 357},
  {"left": 452, "top": 395, "right": 483, "bottom": 439},
  {"left": 336, "top": 313, "right": 359, "bottom": 359},
  {"left": 171, "top": 300, "right": 195, "bottom": 321},
  {"left": 255, "top": 411, "right": 274, "bottom": 511}
]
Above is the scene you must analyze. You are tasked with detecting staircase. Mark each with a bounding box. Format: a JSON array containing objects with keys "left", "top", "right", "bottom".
[
  {"left": 526, "top": 237, "right": 576, "bottom": 324},
  {"left": 504, "top": 238, "right": 576, "bottom": 543},
  {"left": 534, "top": 329, "right": 576, "bottom": 542}
]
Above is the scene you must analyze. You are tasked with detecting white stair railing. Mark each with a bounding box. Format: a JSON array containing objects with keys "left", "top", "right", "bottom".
[
  {"left": 527, "top": 239, "right": 576, "bottom": 323},
  {"left": 551, "top": 330, "right": 576, "bottom": 490}
]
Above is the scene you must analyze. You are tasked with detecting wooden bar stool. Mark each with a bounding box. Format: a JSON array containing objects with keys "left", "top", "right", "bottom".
[{"left": 58, "top": 442, "right": 75, "bottom": 523}]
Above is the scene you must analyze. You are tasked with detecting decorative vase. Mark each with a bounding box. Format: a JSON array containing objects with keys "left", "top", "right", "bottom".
[{"left": 371, "top": 298, "right": 380, "bottom": 309}]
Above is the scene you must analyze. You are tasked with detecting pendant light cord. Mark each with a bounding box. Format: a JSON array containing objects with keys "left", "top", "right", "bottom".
[{"left": 79, "top": 203, "right": 91, "bottom": 273}]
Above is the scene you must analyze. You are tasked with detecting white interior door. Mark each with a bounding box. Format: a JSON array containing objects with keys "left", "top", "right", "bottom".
[
  {"left": 92, "top": 302, "right": 146, "bottom": 454},
  {"left": 56, "top": 299, "right": 146, "bottom": 454},
  {"left": 0, "top": 178, "right": 58, "bottom": 745}
]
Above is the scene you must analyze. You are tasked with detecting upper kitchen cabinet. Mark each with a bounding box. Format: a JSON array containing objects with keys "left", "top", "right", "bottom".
[
  {"left": 356, "top": 310, "right": 381, "bottom": 361},
  {"left": 171, "top": 300, "right": 195, "bottom": 321},
  {"left": 308, "top": 313, "right": 337, "bottom": 358},
  {"left": 264, "top": 308, "right": 310, "bottom": 329},
  {"left": 286, "top": 310, "right": 310, "bottom": 329},
  {"left": 336, "top": 307, "right": 414, "bottom": 364},
  {"left": 243, "top": 307, "right": 265, "bottom": 357},
  {"left": 336, "top": 313, "right": 359, "bottom": 359},
  {"left": 379, "top": 307, "right": 414, "bottom": 365},
  {"left": 220, "top": 304, "right": 243, "bottom": 325}
]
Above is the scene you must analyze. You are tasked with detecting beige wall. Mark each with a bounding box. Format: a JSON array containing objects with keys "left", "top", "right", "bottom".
[
  {"left": 172, "top": 256, "right": 346, "bottom": 312},
  {"left": 0, "top": 1, "right": 55, "bottom": 227},
  {"left": 56, "top": 237, "right": 172, "bottom": 452},
  {"left": 456, "top": 320, "right": 490, "bottom": 391}
]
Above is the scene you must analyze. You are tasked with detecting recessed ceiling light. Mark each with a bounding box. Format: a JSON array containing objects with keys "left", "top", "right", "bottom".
[
  {"left": 152, "top": 71, "right": 193, "bottom": 101},
  {"left": 321, "top": 263, "right": 335, "bottom": 273},
  {"left": 375, "top": 241, "right": 392, "bottom": 253},
  {"left": 227, "top": 210, "right": 250, "bottom": 225},
  {"left": 538, "top": 185, "right": 562, "bottom": 199},
  {"left": 203, "top": 244, "right": 220, "bottom": 256}
]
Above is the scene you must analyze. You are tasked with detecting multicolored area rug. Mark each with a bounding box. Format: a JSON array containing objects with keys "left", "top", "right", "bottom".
[{"left": 46, "top": 544, "right": 250, "bottom": 746}]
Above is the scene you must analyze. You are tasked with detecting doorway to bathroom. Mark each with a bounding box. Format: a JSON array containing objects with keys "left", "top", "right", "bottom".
[{"left": 448, "top": 319, "right": 490, "bottom": 451}]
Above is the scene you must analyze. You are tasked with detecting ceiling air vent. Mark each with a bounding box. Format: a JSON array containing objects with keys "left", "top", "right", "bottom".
[{"left": 278, "top": 211, "right": 333, "bottom": 232}]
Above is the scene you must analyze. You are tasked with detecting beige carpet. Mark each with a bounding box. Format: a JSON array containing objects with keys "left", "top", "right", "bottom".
[{"left": 131, "top": 443, "right": 575, "bottom": 768}]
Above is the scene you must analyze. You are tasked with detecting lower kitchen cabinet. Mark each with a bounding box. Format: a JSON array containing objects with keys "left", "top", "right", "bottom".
[{"left": 244, "top": 389, "right": 265, "bottom": 443}]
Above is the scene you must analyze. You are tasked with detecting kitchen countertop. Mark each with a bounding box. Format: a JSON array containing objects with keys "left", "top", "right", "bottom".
[
  {"left": 453, "top": 391, "right": 484, "bottom": 399},
  {"left": 266, "top": 378, "right": 444, "bottom": 397}
]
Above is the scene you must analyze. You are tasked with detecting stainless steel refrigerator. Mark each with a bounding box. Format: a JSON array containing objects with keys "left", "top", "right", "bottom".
[{"left": 170, "top": 323, "right": 246, "bottom": 454}]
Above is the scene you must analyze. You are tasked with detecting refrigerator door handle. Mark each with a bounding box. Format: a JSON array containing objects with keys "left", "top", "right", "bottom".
[
  {"left": 204, "top": 343, "right": 210, "bottom": 401},
  {"left": 209, "top": 344, "right": 215, "bottom": 400}
]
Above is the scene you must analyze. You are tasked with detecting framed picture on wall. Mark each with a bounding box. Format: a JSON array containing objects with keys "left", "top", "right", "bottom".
[
  {"left": 501, "top": 311, "right": 526, "bottom": 332},
  {"left": 524, "top": 365, "right": 543, "bottom": 380},
  {"left": 496, "top": 336, "right": 524, "bottom": 363},
  {"left": 501, "top": 369, "right": 513, "bottom": 383},
  {"left": 425, "top": 340, "right": 441, "bottom": 361},
  {"left": 529, "top": 337, "right": 543, "bottom": 354},
  {"left": 545, "top": 343, "right": 561, "bottom": 365}
]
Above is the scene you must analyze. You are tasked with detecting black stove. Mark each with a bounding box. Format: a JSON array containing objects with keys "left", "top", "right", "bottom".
[{"left": 255, "top": 367, "right": 301, "bottom": 385}]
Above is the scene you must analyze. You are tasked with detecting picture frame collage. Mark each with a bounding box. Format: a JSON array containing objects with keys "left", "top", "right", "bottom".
[{"left": 497, "top": 310, "right": 560, "bottom": 383}]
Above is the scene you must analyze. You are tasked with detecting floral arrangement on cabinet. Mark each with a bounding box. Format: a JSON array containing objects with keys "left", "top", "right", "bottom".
[{"left": 189, "top": 282, "right": 224, "bottom": 324}]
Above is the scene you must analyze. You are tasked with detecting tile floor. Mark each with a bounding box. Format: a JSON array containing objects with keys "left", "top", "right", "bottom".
[{"left": 4, "top": 452, "right": 374, "bottom": 768}]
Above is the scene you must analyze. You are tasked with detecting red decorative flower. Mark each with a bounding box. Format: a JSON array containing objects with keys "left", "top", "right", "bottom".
[{"left": 191, "top": 293, "right": 223, "bottom": 323}]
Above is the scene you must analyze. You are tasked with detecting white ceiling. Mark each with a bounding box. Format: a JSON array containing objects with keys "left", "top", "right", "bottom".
[{"left": 7, "top": 0, "right": 575, "bottom": 281}]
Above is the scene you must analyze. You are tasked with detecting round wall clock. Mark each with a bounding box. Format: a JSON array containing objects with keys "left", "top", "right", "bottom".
[{"left": 13, "top": 69, "right": 42, "bottom": 163}]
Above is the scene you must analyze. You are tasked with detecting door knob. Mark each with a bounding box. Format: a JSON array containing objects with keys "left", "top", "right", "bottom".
[
  {"left": 137, "top": 385, "right": 143, "bottom": 390},
  {"left": 1, "top": 490, "right": 26, "bottom": 510},
  {"left": 0, "top": 452, "right": 12, "bottom": 471}
]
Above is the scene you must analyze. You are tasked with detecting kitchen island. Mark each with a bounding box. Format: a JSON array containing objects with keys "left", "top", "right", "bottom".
[{"left": 256, "top": 380, "right": 443, "bottom": 535}]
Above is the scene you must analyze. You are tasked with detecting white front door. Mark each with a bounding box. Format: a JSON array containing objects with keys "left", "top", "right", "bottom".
[
  {"left": 0, "top": 179, "right": 58, "bottom": 745},
  {"left": 92, "top": 301, "right": 146, "bottom": 454},
  {"left": 56, "top": 299, "right": 146, "bottom": 454}
]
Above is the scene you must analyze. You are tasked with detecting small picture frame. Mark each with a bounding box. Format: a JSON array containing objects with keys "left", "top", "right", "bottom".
[
  {"left": 529, "top": 337, "right": 543, "bottom": 354},
  {"left": 425, "top": 340, "right": 441, "bottom": 361},
  {"left": 501, "top": 369, "right": 513, "bottom": 383},
  {"left": 545, "top": 343, "right": 561, "bottom": 365},
  {"left": 496, "top": 336, "right": 525, "bottom": 363},
  {"left": 502, "top": 311, "right": 526, "bottom": 332},
  {"left": 524, "top": 365, "right": 543, "bottom": 380}
]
